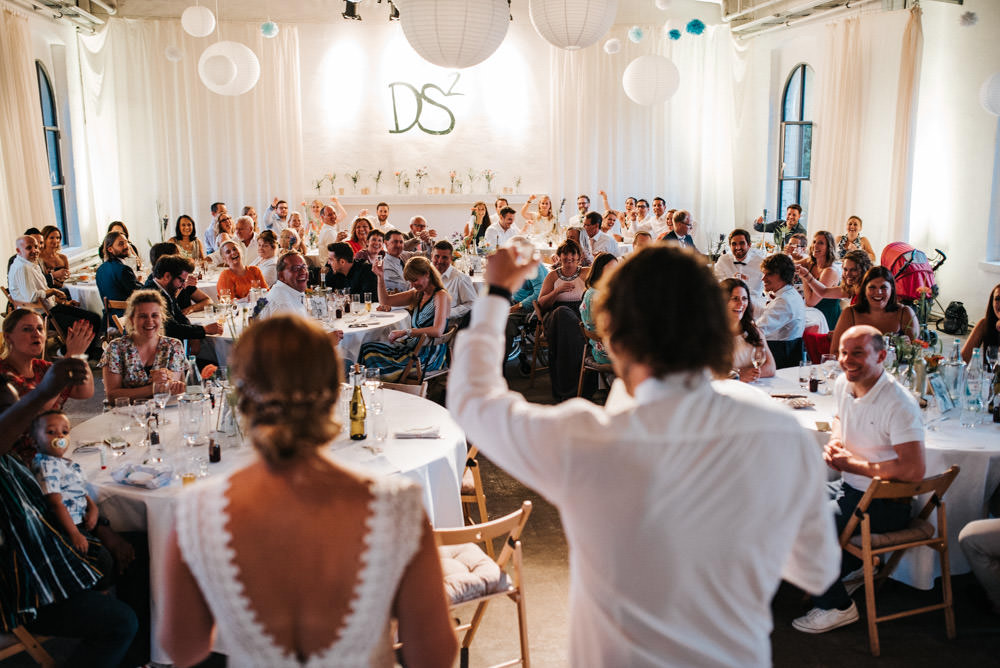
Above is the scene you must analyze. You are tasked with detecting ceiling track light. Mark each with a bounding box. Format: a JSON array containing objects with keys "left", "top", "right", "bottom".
[
  {"left": 342, "top": 0, "right": 361, "bottom": 21},
  {"left": 376, "top": 0, "right": 399, "bottom": 21}
]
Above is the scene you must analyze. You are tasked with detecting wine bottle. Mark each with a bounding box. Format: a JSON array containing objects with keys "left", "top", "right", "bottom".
[{"left": 350, "top": 366, "right": 367, "bottom": 440}]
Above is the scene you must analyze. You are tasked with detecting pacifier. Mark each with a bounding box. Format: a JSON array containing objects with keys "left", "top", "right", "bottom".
[{"left": 50, "top": 437, "right": 68, "bottom": 451}]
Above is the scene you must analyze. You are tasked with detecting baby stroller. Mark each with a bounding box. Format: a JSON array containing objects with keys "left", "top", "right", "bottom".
[{"left": 880, "top": 242, "right": 942, "bottom": 304}]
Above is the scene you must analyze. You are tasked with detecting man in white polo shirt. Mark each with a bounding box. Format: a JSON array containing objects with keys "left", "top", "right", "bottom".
[{"left": 793, "top": 324, "right": 925, "bottom": 634}]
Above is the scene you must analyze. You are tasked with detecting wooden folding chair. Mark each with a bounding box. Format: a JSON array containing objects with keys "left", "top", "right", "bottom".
[
  {"left": 399, "top": 326, "right": 458, "bottom": 386},
  {"left": 528, "top": 302, "right": 548, "bottom": 387},
  {"left": 461, "top": 445, "right": 490, "bottom": 542},
  {"left": 576, "top": 321, "right": 615, "bottom": 397},
  {"left": 0, "top": 626, "right": 55, "bottom": 667},
  {"left": 841, "top": 465, "right": 960, "bottom": 656},
  {"left": 436, "top": 501, "right": 532, "bottom": 668},
  {"left": 103, "top": 297, "right": 128, "bottom": 344},
  {"left": 38, "top": 300, "right": 67, "bottom": 355}
]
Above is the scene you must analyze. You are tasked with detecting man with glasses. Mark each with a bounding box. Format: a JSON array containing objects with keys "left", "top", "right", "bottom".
[
  {"left": 403, "top": 216, "right": 437, "bottom": 255},
  {"left": 635, "top": 199, "right": 655, "bottom": 234},
  {"left": 568, "top": 194, "right": 592, "bottom": 228},
  {"left": 581, "top": 212, "right": 619, "bottom": 258},
  {"left": 256, "top": 251, "right": 310, "bottom": 319}
]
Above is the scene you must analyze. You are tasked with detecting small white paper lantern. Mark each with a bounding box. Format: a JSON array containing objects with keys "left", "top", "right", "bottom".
[
  {"left": 400, "top": 0, "right": 509, "bottom": 69},
  {"left": 198, "top": 41, "right": 260, "bottom": 96},
  {"left": 981, "top": 72, "right": 1000, "bottom": 116},
  {"left": 603, "top": 38, "right": 621, "bottom": 54},
  {"left": 655, "top": 0, "right": 673, "bottom": 10},
  {"left": 529, "top": 0, "right": 618, "bottom": 50},
  {"left": 181, "top": 5, "right": 216, "bottom": 38},
  {"left": 164, "top": 45, "right": 184, "bottom": 62},
  {"left": 627, "top": 26, "right": 644, "bottom": 43},
  {"left": 622, "top": 55, "right": 680, "bottom": 105}
]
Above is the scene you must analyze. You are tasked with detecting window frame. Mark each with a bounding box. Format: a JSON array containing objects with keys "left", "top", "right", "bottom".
[
  {"left": 777, "top": 63, "right": 814, "bottom": 217},
  {"left": 36, "top": 60, "right": 68, "bottom": 243}
]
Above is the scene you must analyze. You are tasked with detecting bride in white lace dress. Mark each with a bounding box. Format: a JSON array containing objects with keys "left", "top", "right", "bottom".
[{"left": 160, "top": 315, "right": 456, "bottom": 668}]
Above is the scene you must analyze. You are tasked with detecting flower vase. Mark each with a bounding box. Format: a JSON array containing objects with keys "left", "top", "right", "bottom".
[{"left": 352, "top": 182, "right": 358, "bottom": 194}]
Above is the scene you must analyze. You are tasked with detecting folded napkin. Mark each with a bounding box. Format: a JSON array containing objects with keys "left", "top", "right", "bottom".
[
  {"left": 394, "top": 426, "right": 440, "bottom": 439},
  {"left": 111, "top": 463, "right": 174, "bottom": 489}
]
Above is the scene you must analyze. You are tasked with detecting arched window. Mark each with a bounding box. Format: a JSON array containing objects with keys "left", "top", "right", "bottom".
[
  {"left": 36, "top": 61, "right": 67, "bottom": 240},
  {"left": 778, "top": 63, "right": 814, "bottom": 218}
]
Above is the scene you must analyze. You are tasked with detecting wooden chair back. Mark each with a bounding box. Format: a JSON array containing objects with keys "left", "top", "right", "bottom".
[
  {"left": 381, "top": 381, "right": 428, "bottom": 398},
  {"left": 0, "top": 627, "right": 54, "bottom": 667}
]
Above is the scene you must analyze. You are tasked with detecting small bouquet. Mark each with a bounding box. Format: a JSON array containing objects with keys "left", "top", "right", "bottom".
[
  {"left": 403, "top": 175, "right": 411, "bottom": 193},
  {"left": 395, "top": 170, "right": 405, "bottom": 193},
  {"left": 466, "top": 167, "right": 479, "bottom": 191},
  {"left": 415, "top": 166, "right": 428, "bottom": 190},
  {"left": 514, "top": 175, "right": 522, "bottom": 193},
  {"left": 348, "top": 170, "right": 361, "bottom": 192},
  {"left": 482, "top": 169, "right": 496, "bottom": 192},
  {"left": 449, "top": 170, "right": 457, "bottom": 193},
  {"left": 327, "top": 172, "right": 336, "bottom": 194},
  {"left": 313, "top": 178, "right": 324, "bottom": 194},
  {"left": 373, "top": 169, "right": 383, "bottom": 193}
]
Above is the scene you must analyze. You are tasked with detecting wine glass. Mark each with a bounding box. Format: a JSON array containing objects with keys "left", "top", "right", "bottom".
[
  {"left": 152, "top": 379, "right": 171, "bottom": 423},
  {"left": 821, "top": 353, "right": 839, "bottom": 391},
  {"left": 750, "top": 347, "right": 767, "bottom": 383},
  {"left": 984, "top": 345, "right": 998, "bottom": 374},
  {"left": 179, "top": 397, "right": 203, "bottom": 447}
]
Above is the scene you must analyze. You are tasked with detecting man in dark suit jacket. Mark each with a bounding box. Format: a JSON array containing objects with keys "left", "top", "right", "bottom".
[
  {"left": 660, "top": 210, "right": 699, "bottom": 252},
  {"left": 96, "top": 231, "right": 143, "bottom": 323},
  {"left": 143, "top": 255, "right": 222, "bottom": 353},
  {"left": 324, "top": 242, "right": 378, "bottom": 296}
]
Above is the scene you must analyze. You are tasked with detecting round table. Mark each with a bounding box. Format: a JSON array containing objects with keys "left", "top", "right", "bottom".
[
  {"left": 65, "top": 271, "right": 222, "bottom": 317},
  {"left": 752, "top": 366, "right": 1000, "bottom": 590},
  {"left": 70, "top": 389, "right": 466, "bottom": 663},
  {"left": 190, "top": 307, "right": 409, "bottom": 365}
]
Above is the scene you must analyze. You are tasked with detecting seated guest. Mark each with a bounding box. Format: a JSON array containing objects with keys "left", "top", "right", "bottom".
[
  {"left": 216, "top": 240, "right": 266, "bottom": 301},
  {"left": 98, "top": 221, "right": 142, "bottom": 273},
  {"left": 431, "top": 240, "right": 477, "bottom": 326},
  {"left": 580, "top": 252, "right": 618, "bottom": 368},
  {"left": 448, "top": 244, "right": 839, "bottom": 666},
  {"left": 829, "top": 267, "right": 919, "bottom": 354},
  {"left": 317, "top": 205, "right": 343, "bottom": 266},
  {"left": 519, "top": 194, "right": 557, "bottom": 237},
  {"left": 204, "top": 202, "right": 227, "bottom": 255},
  {"left": 151, "top": 242, "right": 211, "bottom": 314},
  {"left": 797, "top": 249, "right": 872, "bottom": 307},
  {"left": 564, "top": 227, "right": 593, "bottom": 267},
  {"left": 0, "top": 358, "right": 141, "bottom": 666},
  {"left": 346, "top": 217, "right": 372, "bottom": 254},
  {"left": 538, "top": 239, "right": 590, "bottom": 401},
  {"left": 793, "top": 325, "right": 925, "bottom": 633},
  {"left": 714, "top": 228, "right": 765, "bottom": 309},
  {"left": 631, "top": 230, "right": 653, "bottom": 253},
  {"left": 160, "top": 315, "right": 456, "bottom": 668},
  {"left": 7, "top": 227, "right": 43, "bottom": 274},
  {"left": 836, "top": 215, "right": 876, "bottom": 262},
  {"left": 9, "top": 236, "right": 101, "bottom": 356},
  {"left": 353, "top": 228, "right": 384, "bottom": 264},
  {"left": 150, "top": 241, "right": 179, "bottom": 267},
  {"left": 484, "top": 207, "right": 520, "bottom": 250},
  {"left": 753, "top": 203, "right": 807, "bottom": 247},
  {"left": 601, "top": 209, "right": 623, "bottom": 242},
  {"left": 785, "top": 232, "right": 809, "bottom": 264},
  {"left": 758, "top": 252, "right": 806, "bottom": 368},
  {"left": 262, "top": 197, "right": 290, "bottom": 232},
  {"left": 279, "top": 227, "right": 307, "bottom": 255},
  {"left": 662, "top": 210, "right": 698, "bottom": 251},
  {"left": 360, "top": 256, "right": 449, "bottom": 382},
  {"left": 325, "top": 242, "right": 378, "bottom": 296},
  {"left": 381, "top": 230, "right": 413, "bottom": 293},
  {"left": 250, "top": 230, "right": 278, "bottom": 287},
  {"left": 961, "top": 283, "right": 1000, "bottom": 364},
  {"left": 581, "top": 211, "right": 619, "bottom": 258},
  {"left": 38, "top": 225, "right": 68, "bottom": 278},
  {"left": 170, "top": 215, "right": 205, "bottom": 261},
  {"left": 403, "top": 216, "right": 438, "bottom": 255},
  {"left": 720, "top": 278, "right": 776, "bottom": 382},
  {"left": 234, "top": 215, "right": 259, "bottom": 264},
  {"left": 463, "top": 201, "right": 491, "bottom": 248},
  {"left": 505, "top": 247, "right": 550, "bottom": 360},
  {"left": 242, "top": 205, "right": 258, "bottom": 230},
  {"left": 101, "top": 290, "right": 186, "bottom": 401},
  {"left": 255, "top": 251, "right": 309, "bottom": 319},
  {"left": 800, "top": 231, "right": 842, "bottom": 330},
  {"left": 650, "top": 198, "right": 672, "bottom": 238},
  {"left": 959, "top": 518, "right": 1000, "bottom": 616},
  {"left": 144, "top": 255, "right": 223, "bottom": 349},
  {"left": 97, "top": 231, "right": 144, "bottom": 321},
  {"left": 287, "top": 210, "right": 309, "bottom": 247}
]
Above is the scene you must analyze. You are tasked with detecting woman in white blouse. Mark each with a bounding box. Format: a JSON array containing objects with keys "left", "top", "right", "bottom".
[{"left": 721, "top": 277, "right": 775, "bottom": 382}]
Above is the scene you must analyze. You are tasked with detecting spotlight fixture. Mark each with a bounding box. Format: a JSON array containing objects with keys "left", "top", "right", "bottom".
[
  {"left": 342, "top": 0, "right": 361, "bottom": 21},
  {"left": 377, "top": 0, "right": 399, "bottom": 21}
]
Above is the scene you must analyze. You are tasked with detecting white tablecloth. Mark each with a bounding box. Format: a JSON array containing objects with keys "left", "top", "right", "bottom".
[
  {"left": 71, "top": 389, "right": 466, "bottom": 663},
  {"left": 66, "top": 273, "right": 222, "bottom": 317},
  {"left": 756, "top": 367, "right": 1000, "bottom": 590},
  {"left": 190, "top": 308, "right": 408, "bottom": 365}
]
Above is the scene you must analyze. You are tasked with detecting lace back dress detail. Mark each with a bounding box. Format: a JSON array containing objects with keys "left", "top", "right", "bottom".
[{"left": 175, "top": 472, "right": 425, "bottom": 667}]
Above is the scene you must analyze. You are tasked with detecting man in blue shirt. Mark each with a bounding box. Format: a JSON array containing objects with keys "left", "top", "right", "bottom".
[
  {"left": 504, "top": 237, "right": 550, "bottom": 373},
  {"left": 96, "top": 231, "right": 143, "bottom": 325}
]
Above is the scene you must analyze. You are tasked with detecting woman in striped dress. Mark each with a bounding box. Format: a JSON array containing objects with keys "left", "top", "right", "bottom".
[{"left": 360, "top": 256, "right": 450, "bottom": 382}]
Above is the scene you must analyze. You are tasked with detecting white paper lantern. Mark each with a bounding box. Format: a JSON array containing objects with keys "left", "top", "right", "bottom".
[
  {"left": 198, "top": 41, "right": 260, "bottom": 96},
  {"left": 164, "top": 45, "right": 184, "bottom": 62},
  {"left": 655, "top": 0, "right": 672, "bottom": 10},
  {"left": 627, "top": 26, "right": 644, "bottom": 43},
  {"left": 529, "top": 0, "right": 618, "bottom": 50},
  {"left": 400, "top": 0, "right": 509, "bottom": 69},
  {"left": 622, "top": 55, "right": 680, "bottom": 105},
  {"left": 181, "top": 5, "right": 216, "bottom": 38},
  {"left": 981, "top": 72, "right": 1000, "bottom": 116},
  {"left": 603, "top": 38, "right": 621, "bottom": 54}
]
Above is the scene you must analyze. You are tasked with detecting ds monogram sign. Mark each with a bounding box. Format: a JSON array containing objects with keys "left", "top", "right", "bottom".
[{"left": 388, "top": 73, "right": 463, "bottom": 136}]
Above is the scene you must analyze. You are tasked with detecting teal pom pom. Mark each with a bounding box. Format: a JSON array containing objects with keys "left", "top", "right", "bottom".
[
  {"left": 261, "top": 21, "right": 279, "bottom": 38},
  {"left": 668, "top": 29, "right": 681, "bottom": 41},
  {"left": 685, "top": 19, "right": 705, "bottom": 36}
]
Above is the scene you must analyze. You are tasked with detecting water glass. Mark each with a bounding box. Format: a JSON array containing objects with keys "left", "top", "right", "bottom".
[
  {"left": 351, "top": 294, "right": 361, "bottom": 312},
  {"left": 179, "top": 397, "right": 203, "bottom": 445},
  {"left": 798, "top": 361, "right": 811, "bottom": 389},
  {"left": 374, "top": 413, "right": 388, "bottom": 444},
  {"left": 364, "top": 292, "right": 373, "bottom": 313}
]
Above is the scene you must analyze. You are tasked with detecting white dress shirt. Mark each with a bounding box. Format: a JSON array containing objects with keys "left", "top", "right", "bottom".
[
  {"left": 238, "top": 236, "right": 259, "bottom": 265},
  {"left": 583, "top": 230, "right": 620, "bottom": 258},
  {"left": 756, "top": 283, "right": 806, "bottom": 342},
  {"left": 714, "top": 250, "right": 766, "bottom": 310},
  {"left": 257, "top": 280, "right": 306, "bottom": 319},
  {"left": 8, "top": 255, "right": 50, "bottom": 304},
  {"left": 317, "top": 224, "right": 339, "bottom": 265},
  {"left": 448, "top": 296, "right": 839, "bottom": 668},
  {"left": 483, "top": 222, "right": 520, "bottom": 250},
  {"left": 250, "top": 256, "right": 277, "bottom": 287},
  {"left": 440, "top": 266, "right": 478, "bottom": 319},
  {"left": 636, "top": 215, "right": 657, "bottom": 235}
]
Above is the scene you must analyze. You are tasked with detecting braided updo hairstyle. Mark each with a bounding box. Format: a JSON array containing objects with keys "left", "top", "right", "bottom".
[{"left": 230, "top": 315, "right": 343, "bottom": 467}]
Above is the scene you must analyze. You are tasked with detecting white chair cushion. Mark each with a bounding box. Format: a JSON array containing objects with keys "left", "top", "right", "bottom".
[{"left": 439, "top": 542, "right": 507, "bottom": 604}]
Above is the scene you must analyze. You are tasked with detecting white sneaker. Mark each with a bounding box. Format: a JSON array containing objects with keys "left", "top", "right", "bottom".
[{"left": 792, "top": 603, "right": 860, "bottom": 633}]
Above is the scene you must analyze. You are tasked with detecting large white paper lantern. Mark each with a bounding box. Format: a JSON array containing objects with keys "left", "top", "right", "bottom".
[
  {"left": 181, "top": 5, "right": 216, "bottom": 38},
  {"left": 981, "top": 72, "right": 1000, "bottom": 116},
  {"left": 400, "top": 0, "right": 509, "bottom": 69},
  {"left": 622, "top": 55, "right": 680, "bottom": 105},
  {"left": 198, "top": 41, "right": 260, "bottom": 96},
  {"left": 529, "top": 0, "right": 618, "bottom": 50}
]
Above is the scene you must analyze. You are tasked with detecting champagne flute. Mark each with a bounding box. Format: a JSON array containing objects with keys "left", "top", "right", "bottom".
[{"left": 750, "top": 347, "right": 767, "bottom": 383}]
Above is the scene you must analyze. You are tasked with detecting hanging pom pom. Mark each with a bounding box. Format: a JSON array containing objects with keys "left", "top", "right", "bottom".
[
  {"left": 603, "top": 38, "right": 622, "bottom": 54},
  {"left": 261, "top": 21, "right": 279, "bottom": 38},
  {"left": 668, "top": 29, "right": 681, "bottom": 41},
  {"left": 685, "top": 19, "right": 706, "bottom": 36},
  {"left": 627, "top": 26, "right": 644, "bottom": 43},
  {"left": 959, "top": 12, "right": 978, "bottom": 27}
]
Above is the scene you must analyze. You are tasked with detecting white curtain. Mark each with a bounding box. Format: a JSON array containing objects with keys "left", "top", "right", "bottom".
[
  {"left": 547, "top": 24, "right": 744, "bottom": 250},
  {"left": 0, "top": 7, "right": 56, "bottom": 257},
  {"left": 809, "top": 8, "right": 921, "bottom": 251},
  {"left": 77, "top": 18, "right": 303, "bottom": 249}
]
